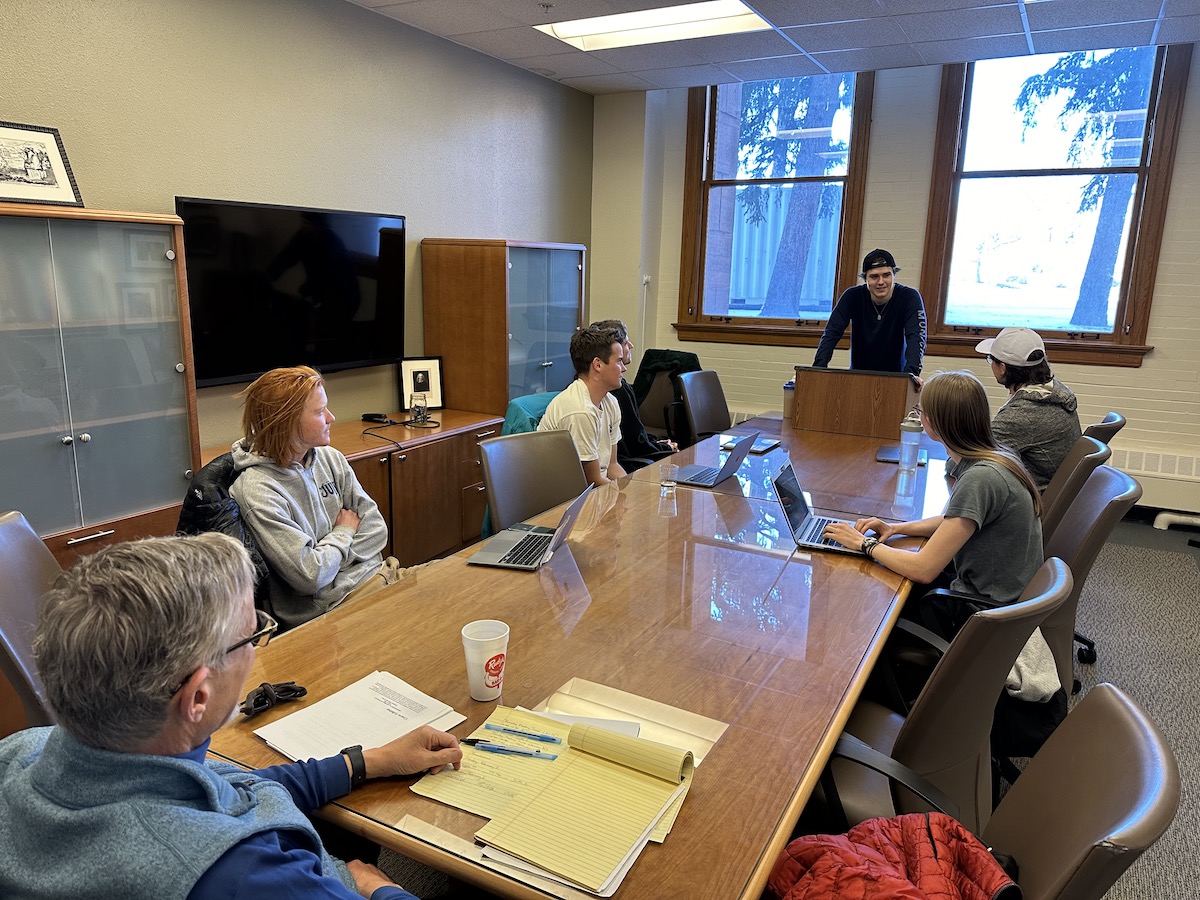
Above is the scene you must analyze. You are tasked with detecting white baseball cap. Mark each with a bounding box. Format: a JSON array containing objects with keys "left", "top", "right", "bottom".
[{"left": 975, "top": 327, "right": 1046, "bottom": 366}]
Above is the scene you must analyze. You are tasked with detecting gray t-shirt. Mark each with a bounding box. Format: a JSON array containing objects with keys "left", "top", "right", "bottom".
[{"left": 945, "top": 459, "right": 1042, "bottom": 602}]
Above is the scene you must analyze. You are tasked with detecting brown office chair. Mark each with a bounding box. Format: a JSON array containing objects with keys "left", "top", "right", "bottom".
[
  {"left": 478, "top": 431, "right": 588, "bottom": 532},
  {"left": 676, "top": 369, "right": 732, "bottom": 448},
  {"left": 823, "top": 558, "right": 1072, "bottom": 834},
  {"left": 981, "top": 683, "right": 1180, "bottom": 900},
  {"left": 1040, "top": 435, "right": 1111, "bottom": 548},
  {"left": 0, "top": 510, "right": 61, "bottom": 728},
  {"left": 1042, "top": 465, "right": 1141, "bottom": 692},
  {"left": 1082, "top": 411, "right": 1126, "bottom": 445}
]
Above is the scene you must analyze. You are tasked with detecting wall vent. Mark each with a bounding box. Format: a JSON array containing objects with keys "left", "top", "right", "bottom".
[{"left": 1111, "top": 448, "right": 1200, "bottom": 481}]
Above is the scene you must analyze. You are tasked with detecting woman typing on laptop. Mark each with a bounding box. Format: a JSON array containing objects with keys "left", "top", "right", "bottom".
[{"left": 822, "top": 371, "right": 1043, "bottom": 630}]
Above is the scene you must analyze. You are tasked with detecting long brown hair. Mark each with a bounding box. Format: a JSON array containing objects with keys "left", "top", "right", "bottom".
[
  {"left": 238, "top": 365, "right": 324, "bottom": 465},
  {"left": 922, "top": 371, "right": 1042, "bottom": 516}
]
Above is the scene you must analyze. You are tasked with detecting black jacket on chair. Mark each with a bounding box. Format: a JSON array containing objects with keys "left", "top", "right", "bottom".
[
  {"left": 176, "top": 452, "right": 271, "bottom": 606},
  {"left": 612, "top": 379, "right": 675, "bottom": 471}
]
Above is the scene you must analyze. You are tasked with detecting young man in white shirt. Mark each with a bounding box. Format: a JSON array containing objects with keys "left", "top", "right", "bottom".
[{"left": 538, "top": 325, "right": 627, "bottom": 486}]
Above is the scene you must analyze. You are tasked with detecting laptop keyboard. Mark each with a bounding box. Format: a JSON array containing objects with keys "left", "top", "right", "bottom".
[
  {"left": 800, "top": 516, "right": 841, "bottom": 547},
  {"left": 687, "top": 465, "right": 719, "bottom": 484},
  {"left": 499, "top": 532, "right": 554, "bottom": 566}
]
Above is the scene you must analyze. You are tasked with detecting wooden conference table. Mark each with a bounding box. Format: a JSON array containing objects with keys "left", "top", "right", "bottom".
[{"left": 209, "top": 420, "right": 950, "bottom": 899}]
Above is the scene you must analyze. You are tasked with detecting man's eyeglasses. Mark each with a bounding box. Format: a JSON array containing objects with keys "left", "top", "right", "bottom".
[
  {"left": 226, "top": 609, "right": 278, "bottom": 654},
  {"left": 169, "top": 610, "right": 278, "bottom": 696}
]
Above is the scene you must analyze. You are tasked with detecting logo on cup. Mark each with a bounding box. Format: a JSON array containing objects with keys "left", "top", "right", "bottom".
[{"left": 484, "top": 652, "right": 506, "bottom": 688}]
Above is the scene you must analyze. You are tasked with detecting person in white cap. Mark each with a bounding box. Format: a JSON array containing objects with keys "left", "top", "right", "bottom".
[
  {"left": 975, "top": 327, "right": 1081, "bottom": 491},
  {"left": 813, "top": 248, "right": 927, "bottom": 385}
]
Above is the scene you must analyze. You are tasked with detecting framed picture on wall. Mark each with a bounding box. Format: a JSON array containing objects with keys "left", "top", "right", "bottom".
[
  {"left": 401, "top": 357, "right": 444, "bottom": 410},
  {"left": 0, "top": 121, "right": 83, "bottom": 207}
]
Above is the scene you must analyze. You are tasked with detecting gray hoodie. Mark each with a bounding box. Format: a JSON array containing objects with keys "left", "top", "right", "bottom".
[
  {"left": 991, "top": 378, "right": 1082, "bottom": 491},
  {"left": 230, "top": 440, "right": 386, "bottom": 630}
]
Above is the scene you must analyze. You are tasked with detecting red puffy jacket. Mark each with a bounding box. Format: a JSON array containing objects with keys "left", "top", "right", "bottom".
[{"left": 767, "top": 812, "right": 1019, "bottom": 900}]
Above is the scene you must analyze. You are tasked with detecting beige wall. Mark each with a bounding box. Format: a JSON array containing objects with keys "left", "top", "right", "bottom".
[
  {"left": 1, "top": 0, "right": 594, "bottom": 448},
  {"left": 590, "top": 57, "right": 1200, "bottom": 511}
]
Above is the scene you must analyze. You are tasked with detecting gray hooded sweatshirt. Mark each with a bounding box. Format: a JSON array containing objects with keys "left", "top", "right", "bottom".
[
  {"left": 991, "top": 378, "right": 1082, "bottom": 491},
  {"left": 230, "top": 440, "right": 386, "bottom": 629}
]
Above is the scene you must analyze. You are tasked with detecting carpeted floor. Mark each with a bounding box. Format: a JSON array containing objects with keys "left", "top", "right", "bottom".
[{"left": 1069, "top": 519, "right": 1200, "bottom": 897}]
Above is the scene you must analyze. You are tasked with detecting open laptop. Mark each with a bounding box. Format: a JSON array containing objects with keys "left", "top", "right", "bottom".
[
  {"left": 468, "top": 485, "right": 595, "bottom": 571},
  {"left": 676, "top": 432, "right": 759, "bottom": 488},
  {"left": 772, "top": 460, "right": 866, "bottom": 556}
]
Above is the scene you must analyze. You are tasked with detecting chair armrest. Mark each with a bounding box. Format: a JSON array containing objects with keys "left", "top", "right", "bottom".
[
  {"left": 892, "top": 618, "right": 950, "bottom": 655},
  {"left": 923, "top": 587, "right": 1002, "bottom": 609},
  {"left": 822, "top": 734, "right": 961, "bottom": 829}
]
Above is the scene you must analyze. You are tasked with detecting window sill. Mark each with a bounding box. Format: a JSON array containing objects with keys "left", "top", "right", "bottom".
[
  {"left": 926, "top": 335, "right": 1151, "bottom": 367},
  {"left": 674, "top": 321, "right": 826, "bottom": 348}
]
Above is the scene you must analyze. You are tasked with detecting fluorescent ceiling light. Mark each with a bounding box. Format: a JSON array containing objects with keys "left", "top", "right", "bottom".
[{"left": 535, "top": 0, "right": 771, "bottom": 52}]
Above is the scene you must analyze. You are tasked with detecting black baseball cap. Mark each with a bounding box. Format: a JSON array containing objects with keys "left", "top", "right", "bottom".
[{"left": 862, "top": 249, "right": 898, "bottom": 274}]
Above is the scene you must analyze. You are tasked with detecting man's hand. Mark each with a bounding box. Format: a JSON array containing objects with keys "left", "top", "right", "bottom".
[
  {"left": 361, "top": 725, "right": 462, "bottom": 780},
  {"left": 347, "top": 860, "right": 400, "bottom": 898},
  {"left": 658, "top": 439, "right": 679, "bottom": 452},
  {"left": 336, "top": 507, "right": 362, "bottom": 531}
]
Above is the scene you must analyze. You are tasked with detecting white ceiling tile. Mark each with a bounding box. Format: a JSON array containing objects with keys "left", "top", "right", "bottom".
[
  {"left": 751, "top": 0, "right": 891, "bottom": 28},
  {"left": 812, "top": 43, "right": 925, "bottom": 73},
  {"left": 1025, "top": 0, "right": 1164, "bottom": 33},
  {"left": 632, "top": 64, "right": 747, "bottom": 89},
  {"left": 785, "top": 18, "right": 927, "bottom": 53},
  {"left": 1030, "top": 22, "right": 1158, "bottom": 54},
  {"left": 453, "top": 25, "right": 577, "bottom": 60},
  {"left": 893, "top": 5, "right": 1027, "bottom": 42},
  {"left": 719, "top": 54, "right": 828, "bottom": 81},
  {"left": 1156, "top": 15, "right": 1200, "bottom": 44},
  {"left": 373, "top": 1, "right": 524, "bottom": 37},
  {"left": 914, "top": 32, "right": 1032, "bottom": 65},
  {"left": 559, "top": 71, "right": 661, "bottom": 93},
  {"left": 509, "top": 52, "right": 624, "bottom": 79}
]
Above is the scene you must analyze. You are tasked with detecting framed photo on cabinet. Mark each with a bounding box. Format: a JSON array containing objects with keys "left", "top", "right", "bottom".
[
  {"left": 0, "top": 121, "right": 83, "bottom": 207},
  {"left": 401, "top": 357, "right": 444, "bottom": 410}
]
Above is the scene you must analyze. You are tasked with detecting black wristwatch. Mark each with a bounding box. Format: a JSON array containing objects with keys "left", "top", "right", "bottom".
[
  {"left": 341, "top": 744, "right": 367, "bottom": 789},
  {"left": 861, "top": 536, "right": 880, "bottom": 559}
]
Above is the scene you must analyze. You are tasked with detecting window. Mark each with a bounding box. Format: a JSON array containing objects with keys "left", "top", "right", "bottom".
[
  {"left": 677, "top": 73, "right": 873, "bottom": 346},
  {"left": 921, "top": 44, "right": 1191, "bottom": 366}
]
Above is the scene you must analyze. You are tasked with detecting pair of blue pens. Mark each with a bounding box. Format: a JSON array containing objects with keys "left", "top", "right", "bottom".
[
  {"left": 462, "top": 739, "right": 558, "bottom": 760},
  {"left": 462, "top": 723, "right": 564, "bottom": 760}
]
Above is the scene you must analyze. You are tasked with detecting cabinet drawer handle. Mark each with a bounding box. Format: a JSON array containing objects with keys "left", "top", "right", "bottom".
[
  {"left": 396, "top": 454, "right": 407, "bottom": 462},
  {"left": 379, "top": 457, "right": 388, "bottom": 464},
  {"left": 476, "top": 486, "right": 486, "bottom": 492},
  {"left": 66, "top": 529, "right": 116, "bottom": 546},
  {"left": 540, "top": 361, "right": 554, "bottom": 368},
  {"left": 475, "top": 430, "right": 497, "bottom": 440}
]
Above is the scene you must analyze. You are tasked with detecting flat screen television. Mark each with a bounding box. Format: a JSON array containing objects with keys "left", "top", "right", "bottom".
[{"left": 176, "top": 197, "right": 405, "bottom": 388}]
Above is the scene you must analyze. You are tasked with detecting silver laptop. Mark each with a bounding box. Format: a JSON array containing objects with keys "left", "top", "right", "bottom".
[
  {"left": 677, "top": 432, "right": 759, "bottom": 488},
  {"left": 468, "top": 485, "right": 595, "bottom": 571},
  {"left": 772, "top": 460, "right": 866, "bottom": 556}
]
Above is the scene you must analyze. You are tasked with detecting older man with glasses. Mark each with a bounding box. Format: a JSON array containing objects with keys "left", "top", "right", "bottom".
[{"left": 0, "top": 532, "right": 462, "bottom": 900}]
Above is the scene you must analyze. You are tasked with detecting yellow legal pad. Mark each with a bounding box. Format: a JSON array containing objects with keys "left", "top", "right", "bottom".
[{"left": 474, "top": 721, "right": 694, "bottom": 894}]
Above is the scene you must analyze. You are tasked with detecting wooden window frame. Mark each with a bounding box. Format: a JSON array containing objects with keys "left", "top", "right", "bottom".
[
  {"left": 675, "top": 73, "right": 875, "bottom": 348},
  {"left": 919, "top": 44, "right": 1192, "bottom": 367}
]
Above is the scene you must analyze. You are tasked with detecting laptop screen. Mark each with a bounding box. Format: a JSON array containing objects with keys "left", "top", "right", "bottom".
[{"left": 773, "top": 463, "right": 811, "bottom": 540}]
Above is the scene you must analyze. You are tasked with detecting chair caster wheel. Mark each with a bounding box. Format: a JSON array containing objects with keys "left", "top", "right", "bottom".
[
  {"left": 1072, "top": 678, "right": 1082, "bottom": 695},
  {"left": 1077, "top": 646, "right": 1097, "bottom": 665}
]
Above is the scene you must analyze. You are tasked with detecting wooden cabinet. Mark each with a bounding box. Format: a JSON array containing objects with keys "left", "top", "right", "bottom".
[
  {"left": 422, "top": 238, "right": 585, "bottom": 415},
  {"left": 349, "top": 452, "right": 393, "bottom": 558},
  {"left": 0, "top": 204, "right": 200, "bottom": 564}
]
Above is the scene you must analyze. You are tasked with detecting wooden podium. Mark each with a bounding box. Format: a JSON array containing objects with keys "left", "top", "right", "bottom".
[{"left": 792, "top": 366, "right": 917, "bottom": 441}]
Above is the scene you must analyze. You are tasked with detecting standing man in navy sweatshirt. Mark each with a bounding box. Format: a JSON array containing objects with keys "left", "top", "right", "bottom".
[{"left": 812, "top": 249, "right": 927, "bottom": 387}]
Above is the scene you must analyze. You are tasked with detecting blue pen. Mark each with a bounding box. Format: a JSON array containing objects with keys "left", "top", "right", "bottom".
[
  {"left": 462, "top": 739, "right": 558, "bottom": 760},
  {"left": 483, "top": 723, "right": 564, "bottom": 744}
]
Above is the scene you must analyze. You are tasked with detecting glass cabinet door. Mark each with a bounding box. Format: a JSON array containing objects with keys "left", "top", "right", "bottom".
[
  {"left": 506, "top": 246, "right": 582, "bottom": 397},
  {"left": 0, "top": 217, "right": 80, "bottom": 535},
  {"left": 50, "top": 219, "right": 193, "bottom": 526}
]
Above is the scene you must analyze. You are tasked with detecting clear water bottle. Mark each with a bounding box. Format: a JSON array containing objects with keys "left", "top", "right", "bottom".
[{"left": 899, "top": 409, "right": 923, "bottom": 474}]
